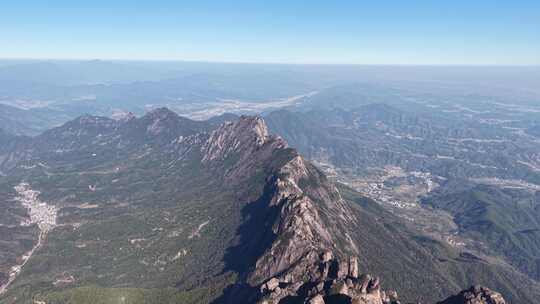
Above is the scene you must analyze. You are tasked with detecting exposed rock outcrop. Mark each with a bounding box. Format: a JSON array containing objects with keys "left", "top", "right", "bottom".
[
  {"left": 202, "top": 115, "right": 277, "bottom": 163},
  {"left": 236, "top": 116, "right": 394, "bottom": 303},
  {"left": 438, "top": 286, "right": 506, "bottom": 304},
  {"left": 257, "top": 256, "right": 508, "bottom": 304},
  {"left": 206, "top": 116, "right": 508, "bottom": 304},
  {"left": 246, "top": 144, "right": 360, "bottom": 287},
  {"left": 257, "top": 253, "right": 399, "bottom": 304},
  {"left": 201, "top": 115, "right": 288, "bottom": 186}
]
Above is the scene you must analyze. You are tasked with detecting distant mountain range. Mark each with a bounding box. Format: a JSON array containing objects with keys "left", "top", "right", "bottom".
[
  {"left": 0, "top": 60, "right": 318, "bottom": 123},
  {"left": 1, "top": 62, "right": 539, "bottom": 137}
]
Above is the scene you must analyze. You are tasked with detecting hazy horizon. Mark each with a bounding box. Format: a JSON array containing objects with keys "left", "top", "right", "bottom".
[
  {"left": 2, "top": 1, "right": 539, "bottom": 65},
  {"left": 1, "top": 58, "right": 540, "bottom": 67}
]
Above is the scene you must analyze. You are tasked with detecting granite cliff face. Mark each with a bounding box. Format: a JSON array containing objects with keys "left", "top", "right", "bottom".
[
  {"left": 201, "top": 115, "right": 356, "bottom": 289},
  {"left": 202, "top": 116, "right": 508, "bottom": 304},
  {"left": 242, "top": 128, "right": 508, "bottom": 303},
  {"left": 202, "top": 115, "right": 288, "bottom": 186},
  {"left": 247, "top": 153, "right": 358, "bottom": 284},
  {"left": 257, "top": 252, "right": 395, "bottom": 304}
]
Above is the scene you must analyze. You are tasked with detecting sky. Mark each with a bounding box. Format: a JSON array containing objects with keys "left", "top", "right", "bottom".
[{"left": 1, "top": 0, "right": 539, "bottom": 65}]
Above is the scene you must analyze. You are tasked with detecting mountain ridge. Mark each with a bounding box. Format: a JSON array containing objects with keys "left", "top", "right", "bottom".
[{"left": 0, "top": 109, "right": 523, "bottom": 304}]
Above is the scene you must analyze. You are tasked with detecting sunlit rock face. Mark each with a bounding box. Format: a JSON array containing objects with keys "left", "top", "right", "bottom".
[{"left": 257, "top": 253, "right": 399, "bottom": 304}]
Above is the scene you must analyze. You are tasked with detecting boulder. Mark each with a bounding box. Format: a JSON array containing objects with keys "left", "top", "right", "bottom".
[
  {"left": 261, "top": 277, "right": 280, "bottom": 293},
  {"left": 349, "top": 256, "right": 359, "bottom": 278},
  {"left": 438, "top": 285, "right": 506, "bottom": 304},
  {"left": 308, "top": 294, "right": 325, "bottom": 304}
]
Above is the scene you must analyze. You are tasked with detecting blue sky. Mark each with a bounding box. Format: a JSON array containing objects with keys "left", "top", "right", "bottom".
[{"left": 1, "top": 0, "right": 539, "bottom": 65}]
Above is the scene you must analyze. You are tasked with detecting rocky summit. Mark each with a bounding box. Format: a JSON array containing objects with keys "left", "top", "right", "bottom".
[
  {"left": 258, "top": 252, "right": 396, "bottom": 304},
  {"left": 257, "top": 253, "right": 507, "bottom": 304}
]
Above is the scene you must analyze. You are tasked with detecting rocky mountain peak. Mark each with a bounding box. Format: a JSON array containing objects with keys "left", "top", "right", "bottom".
[
  {"left": 229, "top": 115, "right": 271, "bottom": 146},
  {"left": 111, "top": 110, "right": 136, "bottom": 122},
  {"left": 202, "top": 115, "right": 285, "bottom": 163},
  {"left": 258, "top": 257, "right": 508, "bottom": 304},
  {"left": 241, "top": 115, "right": 271, "bottom": 144},
  {"left": 257, "top": 253, "right": 397, "bottom": 304},
  {"left": 126, "top": 107, "right": 209, "bottom": 139},
  {"left": 39, "top": 114, "right": 118, "bottom": 143},
  {"left": 142, "top": 107, "right": 181, "bottom": 135},
  {"left": 242, "top": 139, "right": 363, "bottom": 303},
  {"left": 146, "top": 107, "right": 179, "bottom": 119},
  {"left": 255, "top": 236, "right": 508, "bottom": 304}
]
